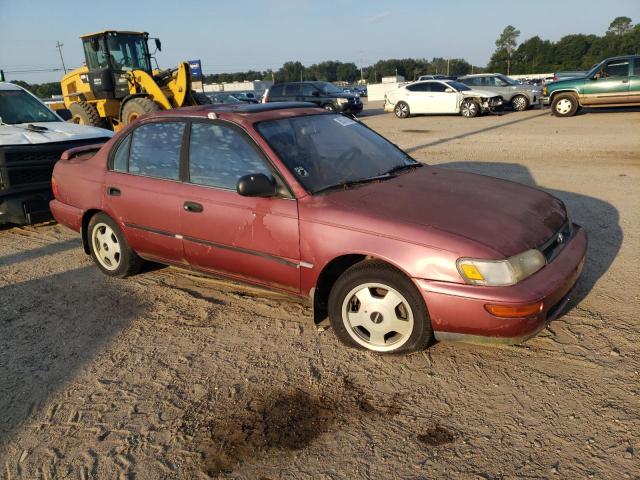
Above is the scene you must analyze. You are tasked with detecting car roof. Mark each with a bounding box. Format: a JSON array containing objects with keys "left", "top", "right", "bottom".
[
  {"left": 459, "top": 73, "right": 500, "bottom": 78},
  {"left": 137, "top": 102, "right": 326, "bottom": 124},
  {"left": 0, "top": 82, "right": 25, "bottom": 91}
]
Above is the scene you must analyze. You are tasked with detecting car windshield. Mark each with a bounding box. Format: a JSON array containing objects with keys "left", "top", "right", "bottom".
[
  {"left": 497, "top": 74, "right": 518, "bottom": 85},
  {"left": 587, "top": 60, "right": 606, "bottom": 77},
  {"left": 257, "top": 113, "right": 420, "bottom": 194},
  {"left": 445, "top": 81, "right": 471, "bottom": 91},
  {"left": 316, "top": 82, "right": 343, "bottom": 94},
  {"left": 0, "top": 90, "right": 59, "bottom": 124}
]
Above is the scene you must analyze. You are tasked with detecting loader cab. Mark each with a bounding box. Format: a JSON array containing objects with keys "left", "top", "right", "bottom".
[{"left": 81, "top": 30, "right": 154, "bottom": 100}]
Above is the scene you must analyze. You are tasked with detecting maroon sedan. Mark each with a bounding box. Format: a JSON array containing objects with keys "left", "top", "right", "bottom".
[{"left": 50, "top": 102, "right": 587, "bottom": 353}]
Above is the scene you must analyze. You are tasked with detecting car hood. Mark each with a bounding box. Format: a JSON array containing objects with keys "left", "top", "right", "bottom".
[
  {"left": 461, "top": 88, "right": 498, "bottom": 98},
  {"left": 323, "top": 166, "right": 566, "bottom": 257},
  {"left": 548, "top": 77, "right": 586, "bottom": 90},
  {"left": 326, "top": 93, "right": 359, "bottom": 100},
  {"left": 0, "top": 121, "right": 113, "bottom": 146}
]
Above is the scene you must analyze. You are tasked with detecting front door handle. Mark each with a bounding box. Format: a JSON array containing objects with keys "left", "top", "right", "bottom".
[
  {"left": 183, "top": 201, "right": 203, "bottom": 213},
  {"left": 107, "top": 186, "right": 121, "bottom": 196}
]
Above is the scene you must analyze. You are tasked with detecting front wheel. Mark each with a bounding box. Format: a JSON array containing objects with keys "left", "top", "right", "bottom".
[
  {"left": 328, "top": 260, "right": 433, "bottom": 353},
  {"left": 121, "top": 97, "right": 161, "bottom": 125},
  {"left": 460, "top": 99, "right": 480, "bottom": 118},
  {"left": 511, "top": 95, "right": 529, "bottom": 111},
  {"left": 394, "top": 101, "right": 410, "bottom": 119},
  {"left": 551, "top": 93, "right": 578, "bottom": 117},
  {"left": 88, "top": 213, "right": 143, "bottom": 278}
]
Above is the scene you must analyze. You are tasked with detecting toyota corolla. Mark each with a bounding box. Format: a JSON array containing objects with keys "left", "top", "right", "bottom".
[{"left": 50, "top": 102, "right": 587, "bottom": 353}]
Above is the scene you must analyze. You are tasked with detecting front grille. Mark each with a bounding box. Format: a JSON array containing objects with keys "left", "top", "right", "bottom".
[
  {"left": 0, "top": 138, "right": 110, "bottom": 192},
  {"left": 539, "top": 221, "right": 573, "bottom": 262}
]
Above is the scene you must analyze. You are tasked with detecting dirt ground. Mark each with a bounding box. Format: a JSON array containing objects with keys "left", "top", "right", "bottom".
[{"left": 1, "top": 103, "right": 639, "bottom": 479}]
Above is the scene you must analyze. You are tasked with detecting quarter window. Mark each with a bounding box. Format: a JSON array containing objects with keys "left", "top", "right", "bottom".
[
  {"left": 188, "top": 122, "right": 272, "bottom": 190},
  {"left": 128, "top": 122, "right": 185, "bottom": 180}
]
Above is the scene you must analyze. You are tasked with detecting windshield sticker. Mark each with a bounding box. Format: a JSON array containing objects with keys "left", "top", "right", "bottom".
[
  {"left": 294, "top": 166, "right": 309, "bottom": 177},
  {"left": 334, "top": 116, "right": 356, "bottom": 127}
]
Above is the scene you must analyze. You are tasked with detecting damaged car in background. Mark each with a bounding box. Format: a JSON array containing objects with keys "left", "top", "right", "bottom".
[
  {"left": 385, "top": 80, "right": 503, "bottom": 118},
  {"left": 0, "top": 82, "right": 112, "bottom": 225}
]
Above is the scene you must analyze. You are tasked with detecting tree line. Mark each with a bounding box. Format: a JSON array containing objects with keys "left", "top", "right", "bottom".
[
  {"left": 490, "top": 16, "right": 640, "bottom": 74},
  {"left": 8, "top": 15, "right": 638, "bottom": 97}
]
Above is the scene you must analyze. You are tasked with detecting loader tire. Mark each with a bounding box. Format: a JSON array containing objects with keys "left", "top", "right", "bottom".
[
  {"left": 69, "top": 102, "right": 106, "bottom": 128},
  {"left": 191, "top": 91, "right": 212, "bottom": 105},
  {"left": 121, "top": 97, "right": 160, "bottom": 125}
]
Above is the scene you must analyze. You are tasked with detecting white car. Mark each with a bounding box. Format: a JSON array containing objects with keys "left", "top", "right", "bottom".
[
  {"left": 384, "top": 80, "right": 503, "bottom": 118},
  {"left": 0, "top": 82, "right": 113, "bottom": 225}
]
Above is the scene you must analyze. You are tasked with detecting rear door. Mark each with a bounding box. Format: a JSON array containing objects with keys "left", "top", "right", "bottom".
[
  {"left": 582, "top": 58, "right": 631, "bottom": 105},
  {"left": 404, "top": 82, "right": 430, "bottom": 113},
  {"left": 179, "top": 120, "right": 301, "bottom": 292},
  {"left": 104, "top": 120, "right": 187, "bottom": 263}
]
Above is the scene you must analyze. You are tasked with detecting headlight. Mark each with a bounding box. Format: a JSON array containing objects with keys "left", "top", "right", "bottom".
[
  {"left": 543, "top": 86, "right": 548, "bottom": 96},
  {"left": 457, "top": 249, "right": 546, "bottom": 286},
  {"left": 337, "top": 98, "right": 349, "bottom": 104}
]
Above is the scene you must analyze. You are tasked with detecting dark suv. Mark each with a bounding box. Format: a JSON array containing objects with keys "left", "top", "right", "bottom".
[{"left": 263, "top": 81, "right": 363, "bottom": 115}]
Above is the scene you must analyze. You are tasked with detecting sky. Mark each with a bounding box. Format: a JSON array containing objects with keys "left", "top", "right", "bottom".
[{"left": 1, "top": 0, "right": 638, "bottom": 83}]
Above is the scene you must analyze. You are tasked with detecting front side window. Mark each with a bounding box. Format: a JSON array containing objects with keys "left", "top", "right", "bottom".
[
  {"left": 301, "top": 83, "right": 316, "bottom": 96},
  {"left": 0, "top": 90, "right": 59, "bottom": 124},
  {"left": 602, "top": 60, "right": 629, "bottom": 77},
  {"left": 128, "top": 122, "right": 185, "bottom": 180},
  {"left": 257, "top": 113, "right": 418, "bottom": 194},
  {"left": 284, "top": 84, "right": 302, "bottom": 96},
  {"left": 429, "top": 82, "right": 448, "bottom": 93},
  {"left": 316, "top": 82, "right": 343, "bottom": 94},
  {"left": 188, "top": 122, "right": 272, "bottom": 190},
  {"left": 106, "top": 33, "right": 151, "bottom": 72}
]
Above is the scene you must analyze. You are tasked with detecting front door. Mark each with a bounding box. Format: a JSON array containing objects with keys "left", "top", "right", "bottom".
[
  {"left": 104, "top": 120, "right": 187, "bottom": 263},
  {"left": 427, "top": 82, "right": 459, "bottom": 113},
  {"left": 582, "top": 58, "right": 630, "bottom": 105},
  {"left": 179, "top": 121, "right": 301, "bottom": 292},
  {"left": 629, "top": 58, "right": 640, "bottom": 104}
]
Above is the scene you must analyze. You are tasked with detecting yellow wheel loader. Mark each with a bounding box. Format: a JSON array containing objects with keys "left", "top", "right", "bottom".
[{"left": 56, "top": 30, "right": 209, "bottom": 131}]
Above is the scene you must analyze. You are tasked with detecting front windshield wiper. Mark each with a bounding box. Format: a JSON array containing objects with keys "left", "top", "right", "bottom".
[
  {"left": 383, "top": 162, "right": 422, "bottom": 176},
  {"left": 313, "top": 173, "right": 393, "bottom": 195}
]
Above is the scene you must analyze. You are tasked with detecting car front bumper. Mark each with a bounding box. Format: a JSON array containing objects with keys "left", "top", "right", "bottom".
[
  {"left": 415, "top": 224, "right": 587, "bottom": 344},
  {"left": 542, "top": 96, "right": 551, "bottom": 106},
  {"left": 0, "top": 188, "right": 53, "bottom": 225},
  {"left": 338, "top": 102, "right": 364, "bottom": 114}
]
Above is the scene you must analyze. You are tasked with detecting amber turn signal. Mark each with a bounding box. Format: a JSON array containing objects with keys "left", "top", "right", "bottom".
[{"left": 484, "top": 301, "right": 543, "bottom": 318}]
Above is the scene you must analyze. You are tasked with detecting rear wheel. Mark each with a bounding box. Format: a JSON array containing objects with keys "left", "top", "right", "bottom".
[
  {"left": 328, "top": 260, "right": 433, "bottom": 353},
  {"left": 460, "top": 99, "right": 480, "bottom": 118},
  {"left": 121, "top": 97, "right": 161, "bottom": 125},
  {"left": 68, "top": 102, "right": 105, "bottom": 128},
  {"left": 88, "top": 213, "right": 143, "bottom": 278},
  {"left": 511, "top": 94, "right": 529, "bottom": 111},
  {"left": 394, "top": 101, "right": 410, "bottom": 119},
  {"left": 191, "top": 91, "right": 212, "bottom": 105},
  {"left": 551, "top": 93, "right": 578, "bottom": 117}
]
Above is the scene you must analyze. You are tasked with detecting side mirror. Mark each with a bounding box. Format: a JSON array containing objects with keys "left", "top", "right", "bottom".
[
  {"left": 237, "top": 173, "right": 276, "bottom": 197},
  {"left": 155, "top": 38, "right": 162, "bottom": 52},
  {"left": 445, "top": 88, "right": 454, "bottom": 93}
]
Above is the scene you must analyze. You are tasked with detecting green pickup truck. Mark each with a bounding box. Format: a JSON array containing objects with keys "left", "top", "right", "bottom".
[{"left": 543, "top": 55, "right": 640, "bottom": 117}]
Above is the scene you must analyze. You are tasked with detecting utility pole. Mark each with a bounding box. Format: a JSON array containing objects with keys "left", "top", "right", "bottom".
[
  {"left": 446, "top": 57, "right": 450, "bottom": 76},
  {"left": 56, "top": 41, "right": 67, "bottom": 74},
  {"left": 359, "top": 50, "right": 364, "bottom": 84}
]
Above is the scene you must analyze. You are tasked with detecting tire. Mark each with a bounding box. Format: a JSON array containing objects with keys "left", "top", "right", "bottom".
[
  {"left": 328, "top": 260, "right": 433, "bottom": 353},
  {"left": 394, "top": 101, "right": 410, "bottom": 119},
  {"left": 511, "top": 94, "right": 529, "bottom": 111},
  {"left": 460, "top": 99, "right": 480, "bottom": 118},
  {"left": 68, "top": 102, "right": 106, "bottom": 128},
  {"left": 88, "top": 212, "right": 143, "bottom": 278},
  {"left": 191, "top": 91, "right": 212, "bottom": 105},
  {"left": 323, "top": 103, "right": 336, "bottom": 112},
  {"left": 121, "top": 97, "right": 161, "bottom": 125},
  {"left": 551, "top": 93, "right": 578, "bottom": 117}
]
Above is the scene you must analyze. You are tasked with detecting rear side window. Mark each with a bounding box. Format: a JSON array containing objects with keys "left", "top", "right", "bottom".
[
  {"left": 188, "top": 122, "right": 272, "bottom": 190},
  {"left": 128, "top": 122, "right": 185, "bottom": 180},
  {"left": 269, "top": 84, "right": 284, "bottom": 96},
  {"left": 284, "top": 84, "right": 302, "bottom": 96},
  {"left": 462, "top": 77, "right": 481, "bottom": 87},
  {"left": 112, "top": 134, "right": 131, "bottom": 172},
  {"left": 406, "top": 83, "right": 430, "bottom": 92}
]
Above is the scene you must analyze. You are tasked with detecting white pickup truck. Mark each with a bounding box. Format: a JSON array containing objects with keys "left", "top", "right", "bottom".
[{"left": 0, "top": 82, "right": 113, "bottom": 225}]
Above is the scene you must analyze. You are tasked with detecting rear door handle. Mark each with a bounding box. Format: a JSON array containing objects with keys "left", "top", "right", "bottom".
[
  {"left": 183, "top": 201, "right": 203, "bottom": 213},
  {"left": 107, "top": 186, "right": 121, "bottom": 196}
]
